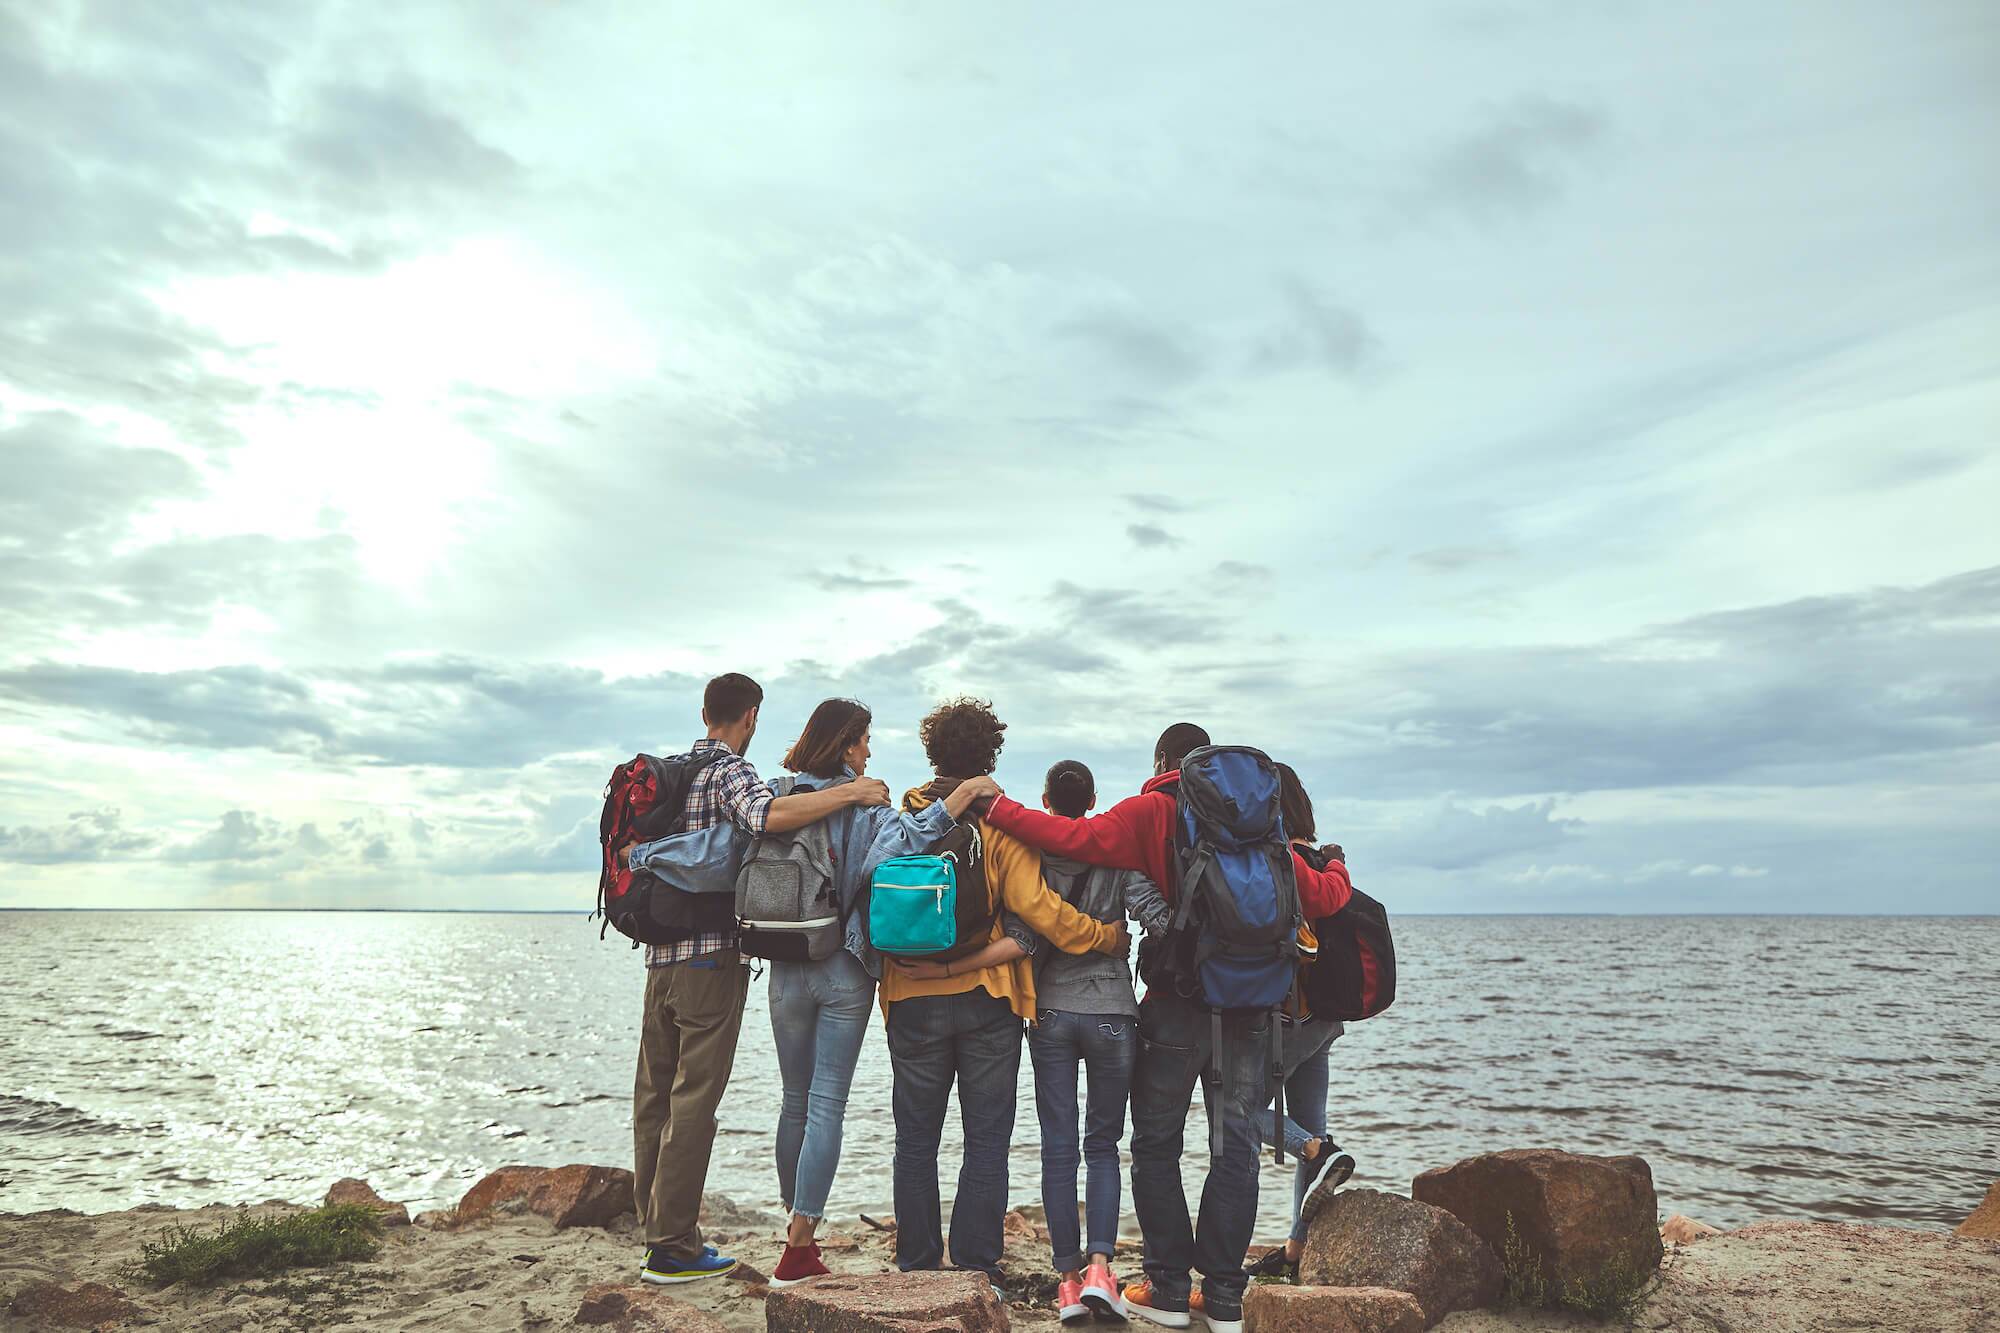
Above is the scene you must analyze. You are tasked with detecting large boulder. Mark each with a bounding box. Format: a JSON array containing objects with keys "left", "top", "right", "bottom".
[
  {"left": 1412, "top": 1148, "right": 1663, "bottom": 1293},
  {"left": 1959, "top": 1181, "right": 2000, "bottom": 1240},
  {"left": 574, "top": 1283, "right": 730, "bottom": 1332},
  {"left": 1242, "top": 1284, "right": 1425, "bottom": 1333},
  {"left": 456, "top": 1163, "right": 635, "bottom": 1228},
  {"left": 1296, "top": 1189, "right": 1502, "bottom": 1326},
  {"left": 324, "top": 1177, "right": 410, "bottom": 1226},
  {"left": 7, "top": 1280, "right": 142, "bottom": 1327},
  {"left": 764, "top": 1268, "right": 1008, "bottom": 1333}
]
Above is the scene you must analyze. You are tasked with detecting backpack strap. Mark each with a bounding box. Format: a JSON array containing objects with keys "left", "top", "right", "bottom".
[
  {"left": 1270, "top": 1001, "right": 1287, "bottom": 1165},
  {"left": 1172, "top": 841, "right": 1212, "bottom": 934}
]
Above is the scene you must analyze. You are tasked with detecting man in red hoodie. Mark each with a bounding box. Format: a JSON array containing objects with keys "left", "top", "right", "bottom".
[{"left": 980, "top": 723, "right": 1352, "bottom": 1333}]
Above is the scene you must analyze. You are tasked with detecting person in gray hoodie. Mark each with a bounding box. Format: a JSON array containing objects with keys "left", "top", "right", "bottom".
[{"left": 1028, "top": 760, "right": 1171, "bottom": 1325}]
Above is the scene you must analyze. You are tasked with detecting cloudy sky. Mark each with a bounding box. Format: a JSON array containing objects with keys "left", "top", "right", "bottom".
[{"left": 1, "top": 1, "right": 1995, "bottom": 913}]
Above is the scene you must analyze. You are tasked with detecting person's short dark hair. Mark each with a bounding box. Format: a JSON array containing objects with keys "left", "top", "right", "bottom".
[
  {"left": 703, "top": 672, "right": 763, "bottom": 726},
  {"left": 1044, "top": 759, "right": 1095, "bottom": 818},
  {"left": 1154, "top": 722, "right": 1210, "bottom": 772},
  {"left": 784, "top": 698, "right": 872, "bottom": 779},
  {"left": 920, "top": 697, "right": 1006, "bottom": 777},
  {"left": 1275, "top": 761, "right": 1316, "bottom": 842}
]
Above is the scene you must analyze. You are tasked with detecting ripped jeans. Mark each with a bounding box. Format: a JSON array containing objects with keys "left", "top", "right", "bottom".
[{"left": 1028, "top": 1008, "right": 1137, "bottom": 1272}]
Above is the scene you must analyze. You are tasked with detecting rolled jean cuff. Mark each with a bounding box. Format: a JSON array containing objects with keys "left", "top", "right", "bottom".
[
  {"left": 1052, "top": 1249, "right": 1083, "bottom": 1274},
  {"left": 1087, "top": 1238, "right": 1119, "bottom": 1264}
]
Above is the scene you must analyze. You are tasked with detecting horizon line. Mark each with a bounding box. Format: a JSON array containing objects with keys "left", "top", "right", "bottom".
[{"left": 0, "top": 907, "right": 1994, "bottom": 919}]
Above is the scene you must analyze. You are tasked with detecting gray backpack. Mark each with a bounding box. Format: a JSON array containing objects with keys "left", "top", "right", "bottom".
[{"left": 734, "top": 776, "right": 846, "bottom": 962}]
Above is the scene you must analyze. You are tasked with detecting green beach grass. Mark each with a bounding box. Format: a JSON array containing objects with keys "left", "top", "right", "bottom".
[{"left": 130, "top": 1203, "right": 384, "bottom": 1287}]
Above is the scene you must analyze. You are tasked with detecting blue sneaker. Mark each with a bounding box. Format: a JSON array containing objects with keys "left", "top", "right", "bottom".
[{"left": 640, "top": 1244, "right": 738, "bottom": 1284}]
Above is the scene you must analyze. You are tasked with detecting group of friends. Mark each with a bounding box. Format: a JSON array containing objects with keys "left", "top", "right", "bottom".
[{"left": 618, "top": 672, "right": 1358, "bottom": 1333}]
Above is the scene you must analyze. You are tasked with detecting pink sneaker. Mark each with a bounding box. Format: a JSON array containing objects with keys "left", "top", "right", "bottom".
[
  {"left": 1057, "top": 1275, "right": 1090, "bottom": 1324},
  {"left": 770, "top": 1242, "right": 830, "bottom": 1287},
  {"left": 1082, "top": 1260, "right": 1126, "bottom": 1321}
]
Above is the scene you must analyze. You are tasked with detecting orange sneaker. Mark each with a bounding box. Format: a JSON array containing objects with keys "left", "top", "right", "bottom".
[
  {"left": 1122, "top": 1279, "right": 1191, "bottom": 1329},
  {"left": 1189, "top": 1288, "right": 1242, "bottom": 1333}
]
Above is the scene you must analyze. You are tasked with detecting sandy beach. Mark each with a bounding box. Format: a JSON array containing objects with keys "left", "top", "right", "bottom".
[{"left": 7, "top": 1176, "right": 1998, "bottom": 1333}]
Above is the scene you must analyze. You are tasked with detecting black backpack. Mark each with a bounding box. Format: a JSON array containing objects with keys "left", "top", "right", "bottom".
[
  {"left": 595, "top": 750, "right": 730, "bottom": 945},
  {"left": 1297, "top": 844, "right": 1397, "bottom": 1021}
]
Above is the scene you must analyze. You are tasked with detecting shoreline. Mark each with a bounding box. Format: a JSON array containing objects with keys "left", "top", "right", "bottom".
[{"left": 6, "top": 1172, "right": 1997, "bottom": 1333}]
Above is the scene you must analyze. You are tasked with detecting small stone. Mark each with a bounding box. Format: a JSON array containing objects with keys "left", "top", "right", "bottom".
[
  {"left": 819, "top": 1231, "right": 860, "bottom": 1251},
  {"left": 456, "top": 1163, "right": 635, "bottom": 1229},
  {"left": 1002, "top": 1208, "right": 1038, "bottom": 1241},
  {"left": 1958, "top": 1181, "right": 2000, "bottom": 1240},
  {"left": 324, "top": 1177, "right": 411, "bottom": 1227},
  {"left": 574, "top": 1283, "right": 730, "bottom": 1332},
  {"left": 1243, "top": 1284, "right": 1427, "bottom": 1333},
  {"left": 7, "top": 1280, "right": 142, "bottom": 1328},
  {"left": 727, "top": 1260, "right": 769, "bottom": 1284},
  {"left": 1661, "top": 1213, "right": 1722, "bottom": 1245},
  {"left": 457, "top": 1164, "right": 547, "bottom": 1222},
  {"left": 765, "top": 1268, "right": 1007, "bottom": 1333}
]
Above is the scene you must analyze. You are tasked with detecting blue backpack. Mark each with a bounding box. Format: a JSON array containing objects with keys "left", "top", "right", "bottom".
[{"left": 1162, "top": 744, "right": 1302, "bottom": 1161}]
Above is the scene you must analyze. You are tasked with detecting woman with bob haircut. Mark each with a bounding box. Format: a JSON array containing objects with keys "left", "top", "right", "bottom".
[{"left": 761, "top": 697, "right": 997, "bottom": 1287}]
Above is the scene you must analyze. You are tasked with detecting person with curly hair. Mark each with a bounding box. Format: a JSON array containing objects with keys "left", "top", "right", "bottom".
[{"left": 878, "top": 697, "right": 1131, "bottom": 1288}]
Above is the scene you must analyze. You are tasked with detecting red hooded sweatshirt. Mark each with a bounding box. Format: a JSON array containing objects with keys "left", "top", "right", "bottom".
[{"left": 982, "top": 770, "right": 1354, "bottom": 919}]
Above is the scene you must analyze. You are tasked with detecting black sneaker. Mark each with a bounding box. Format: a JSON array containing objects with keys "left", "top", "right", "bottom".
[
  {"left": 1298, "top": 1143, "right": 1356, "bottom": 1198},
  {"left": 1244, "top": 1246, "right": 1295, "bottom": 1280}
]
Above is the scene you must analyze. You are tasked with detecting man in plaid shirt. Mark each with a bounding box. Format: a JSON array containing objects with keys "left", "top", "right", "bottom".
[{"left": 629, "top": 672, "right": 889, "bottom": 1284}]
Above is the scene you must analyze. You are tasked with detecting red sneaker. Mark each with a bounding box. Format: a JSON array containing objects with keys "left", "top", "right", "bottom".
[
  {"left": 1082, "top": 1260, "right": 1126, "bottom": 1321},
  {"left": 770, "top": 1242, "right": 831, "bottom": 1287},
  {"left": 1057, "top": 1275, "right": 1090, "bottom": 1324}
]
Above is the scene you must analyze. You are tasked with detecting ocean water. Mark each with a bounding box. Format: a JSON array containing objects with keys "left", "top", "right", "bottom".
[{"left": 1, "top": 912, "right": 1993, "bottom": 1241}]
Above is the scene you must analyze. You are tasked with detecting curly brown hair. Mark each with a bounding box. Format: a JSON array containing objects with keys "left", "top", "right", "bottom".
[{"left": 919, "top": 696, "right": 1007, "bottom": 777}]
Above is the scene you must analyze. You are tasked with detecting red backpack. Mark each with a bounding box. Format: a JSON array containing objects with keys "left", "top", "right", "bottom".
[
  {"left": 1298, "top": 845, "right": 1396, "bottom": 1021},
  {"left": 595, "top": 750, "right": 724, "bottom": 944}
]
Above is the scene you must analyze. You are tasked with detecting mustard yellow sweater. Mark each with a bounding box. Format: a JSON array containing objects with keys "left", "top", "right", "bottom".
[{"left": 877, "top": 785, "right": 1123, "bottom": 1021}]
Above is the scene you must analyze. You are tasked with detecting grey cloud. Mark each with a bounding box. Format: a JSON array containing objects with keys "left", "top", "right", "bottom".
[
  {"left": 0, "top": 808, "right": 158, "bottom": 864},
  {"left": 165, "top": 809, "right": 290, "bottom": 863},
  {"left": 1417, "top": 96, "right": 1605, "bottom": 221},
  {"left": 806, "top": 559, "right": 916, "bottom": 593},
  {"left": 1125, "top": 493, "right": 1190, "bottom": 514},
  {"left": 1126, "top": 523, "right": 1184, "bottom": 550},
  {"left": 1049, "top": 581, "right": 1217, "bottom": 645},
  {"left": 1308, "top": 564, "right": 2000, "bottom": 798},
  {"left": 1253, "top": 282, "right": 1377, "bottom": 377},
  {"left": 288, "top": 83, "right": 517, "bottom": 207},
  {"left": 1212, "top": 560, "right": 1274, "bottom": 587},
  {"left": 0, "top": 413, "right": 364, "bottom": 651},
  {"left": 1372, "top": 798, "right": 1580, "bottom": 870},
  {"left": 1054, "top": 310, "right": 1202, "bottom": 387},
  {"left": 0, "top": 7, "right": 510, "bottom": 463},
  {"left": 1410, "top": 543, "right": 1518, "bottom": 573}
]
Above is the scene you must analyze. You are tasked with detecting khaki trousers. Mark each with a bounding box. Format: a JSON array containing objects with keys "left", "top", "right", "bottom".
[{"left": 632, "top": 950, "right": 749, "bottom": 1260}]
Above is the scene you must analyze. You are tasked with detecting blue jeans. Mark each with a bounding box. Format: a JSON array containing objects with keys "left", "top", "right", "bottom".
[
  {"left": 886, "top": 988, "right": 1023, "bottom": 1280},
  {"left": 1028, "top": 1009, "right": 1136, "bottom": 1272},
  {"left": 1256, "top": 1025, "right": 1335, "bottom": 1244},
  {"left": 1128, "top": 990, "right": 1269, "bottom": 1321},
  {"left": 769, "top": 949, "right": 875, "bottom": 1220}
]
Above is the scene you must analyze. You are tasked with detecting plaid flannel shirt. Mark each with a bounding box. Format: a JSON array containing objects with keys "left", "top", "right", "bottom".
[{"left": 644, "top": 738, "right": 774, "bottom": 968}]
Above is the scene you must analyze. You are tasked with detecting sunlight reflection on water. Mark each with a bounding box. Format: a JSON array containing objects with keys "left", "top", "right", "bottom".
[{"left": 2, "top": 911, "right": 1993, "bottom": 1237}]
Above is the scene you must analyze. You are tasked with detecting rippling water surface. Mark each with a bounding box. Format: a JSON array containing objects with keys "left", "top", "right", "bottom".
[{"left": 2, "top": 911, "right": 1993, "bottom": 1238}]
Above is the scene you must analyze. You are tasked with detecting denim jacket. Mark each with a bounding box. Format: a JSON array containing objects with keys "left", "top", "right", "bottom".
[{"left": 780, "top": 769, "right": 956, "bottom": 977}]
